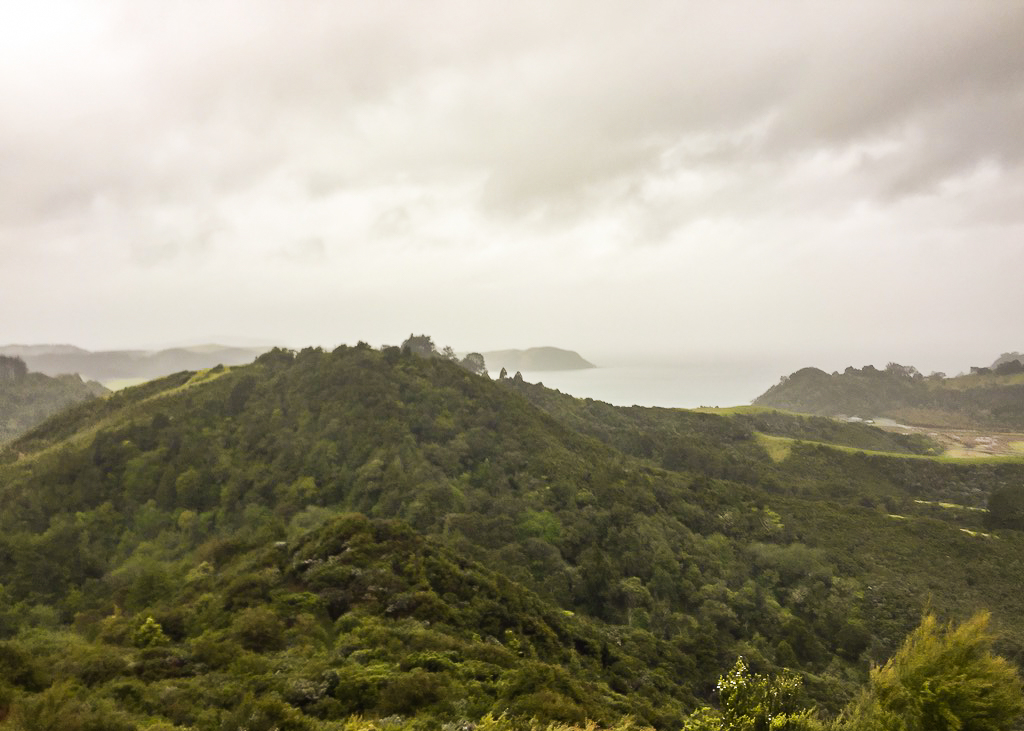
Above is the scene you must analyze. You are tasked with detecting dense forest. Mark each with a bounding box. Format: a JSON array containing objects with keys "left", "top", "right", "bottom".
[
  {"left": 0, "top": 343, "right": 1022, "bottom": 729},
  {"left": 0, "top": 355, "right": 107, "bottom": 444},
  {"left": 753, "top": 360, "right": 1024, "bottom": 429}
]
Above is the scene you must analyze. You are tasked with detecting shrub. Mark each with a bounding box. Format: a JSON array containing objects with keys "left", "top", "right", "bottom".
[{"left": 842, "top": 612, "right": 1024, "bottom": 731}]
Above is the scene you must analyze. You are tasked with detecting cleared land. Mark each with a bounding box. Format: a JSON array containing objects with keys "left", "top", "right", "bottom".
[{"left": 874, "top": 421, "right": 1024, "bottom": 459}]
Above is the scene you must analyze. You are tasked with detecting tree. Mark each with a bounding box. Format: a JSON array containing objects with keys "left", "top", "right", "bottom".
[
  {"left": 885, "top": 363, "right": 921, "bottom": 380},
  {"left": 460, "top": 352, "right": 488, "bottom": 376},
  {"left": 985, "top": 485, "right": 1024, "bottom": 531},
  {"left": 995, "top": 360, "right": 1024, "bottom": 376},
  {"left": 402, "top": 334, "right": 436, "bottom": 358},
  {"left": 841, "top": 612, "right": 1023, "bottom": 731},
  {"left": 133, "top": 616, "right": 170, "bottom": 648}
]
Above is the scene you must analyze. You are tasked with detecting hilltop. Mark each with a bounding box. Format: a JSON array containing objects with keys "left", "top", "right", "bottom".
[
  {"left": 482, "top": 347, "right": 595, "bottom": 373},
  {"left": 1, "top": 344, "right": 1023, "bottom": 729},
  {"left": 0, "top": 355, "right": 107, "bottom": 443}
]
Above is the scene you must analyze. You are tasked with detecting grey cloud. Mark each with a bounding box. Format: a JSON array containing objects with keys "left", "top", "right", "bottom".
[
  {"left": 132, "top": 241, "right": 179, "bottom": 267},
  {"left": 2, "top": 0, "right": 1023, "bottom": 364},
  {"left": 371, "top": 207, "right": 413, "bottom": 240},
  {"left": 275, "top": 237, "right": 326, "bottom": 262},
  {"left": 8, "top": 1, "right": 1022, "bottom": 227}
]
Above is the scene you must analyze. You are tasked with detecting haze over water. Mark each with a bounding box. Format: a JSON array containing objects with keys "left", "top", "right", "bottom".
[
  {"left": 500, "top": 344, "right": 1004, "bottom": 410},
  {"left": 494, "top": 352, "right": 815, "bottom": 409}
]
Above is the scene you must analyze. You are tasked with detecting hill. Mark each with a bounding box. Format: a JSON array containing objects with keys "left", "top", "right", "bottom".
[
  {"left": 0, "top": 343, "right": 269, "bottom": 386},
  {"left": 753, "top": 362, "right": 1024, "bottom": 430},
  {"left": 482, "top": 347, "right": 596, "bottom": 373},
  {"left": 0, "top": 355, "right": 107, "bottom": 443},
  {"left": 1, "top": 345, "right": 1024, "bottom": 729}
]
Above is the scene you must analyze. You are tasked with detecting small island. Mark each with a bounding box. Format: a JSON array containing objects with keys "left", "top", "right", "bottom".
[{"left": 481, "top": 346, "right": 596, "bottom": 373}]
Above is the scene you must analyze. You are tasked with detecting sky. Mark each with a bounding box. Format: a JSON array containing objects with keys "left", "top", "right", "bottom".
[{"left": 2, "top": 1, "right": 1023, "bottom": 376}]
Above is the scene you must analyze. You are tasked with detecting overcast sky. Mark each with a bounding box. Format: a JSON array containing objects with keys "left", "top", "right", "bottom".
[{"left": 2, "top": 1, "right": 1022, "bottom": 374}]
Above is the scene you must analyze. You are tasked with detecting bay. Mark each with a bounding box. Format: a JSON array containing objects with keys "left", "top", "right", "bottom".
[{"left": 492, "top": 360, "right": 791, "bottom": 409}]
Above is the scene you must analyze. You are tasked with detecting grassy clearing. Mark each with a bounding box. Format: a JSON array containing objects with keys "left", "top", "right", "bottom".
[
  {"left": 753, "top": 430, "right": 929, "bottom": 458},
  {"left": 914, "top": 499, "right": 985, "bottom": 513},
  {"left": 754, "top": 433, "right": 792, "bottom": 462}
]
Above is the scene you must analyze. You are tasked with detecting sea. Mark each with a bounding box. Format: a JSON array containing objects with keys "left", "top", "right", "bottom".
[{"left": 491, "top": 359, "right": 796, "bottom": 410}]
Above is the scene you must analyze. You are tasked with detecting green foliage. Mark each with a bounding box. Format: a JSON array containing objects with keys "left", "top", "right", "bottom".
[
  {"left": 754, "top": 365, "right": 1024, "bottom": 431},
  {"left": 985, "top": 484, "right": 1024, "bottom": 531},
  {"left": 0, "top": 357, "right": 107, "bottom": 444},
  {"left": 460, "top": 353, "right": 488, "bottom": 376},
  {"left": 232, "top": 606, "right": 287, "bottom": 652},
  {"left": 6, "top": 680, "right": 135, "bottom": 731},
  {"left": 0, "top": 343, "right": 1023, "bottom": 730},
  {"left": 133, "top": 616, "right": 169, "bottom": 648},
  {"left": 841, "top": 613, "right": 1024, "bottom": 731},
  {"left": 683, "top": 657, "right": 822, "bottom": 731}
]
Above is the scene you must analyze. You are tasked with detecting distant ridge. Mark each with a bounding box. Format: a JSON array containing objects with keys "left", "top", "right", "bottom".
[
  {"left": 0, "top": 344, "right": 90, "bottom": 357},
  {"left": 481, "top": 346, "right": 595, "bottom": 372},
  {"left": 0, "top": 343, "right": 270, "bottom": 384}
]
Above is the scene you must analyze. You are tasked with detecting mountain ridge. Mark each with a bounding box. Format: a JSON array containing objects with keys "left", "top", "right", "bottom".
[{"left": 0, "top": 343, "right": 270, "bottom": 384}]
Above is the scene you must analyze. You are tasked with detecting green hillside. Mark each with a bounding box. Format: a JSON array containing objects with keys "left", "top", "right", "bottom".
[
  {"left": 1, "top": 344, "right": 1023, "bottom": 729},
  {"left": 0, "top": 355, "right": 108, "bottom": 444},
  {"left": 753, "top": 362, "right": 1024, "bottom": 429}
]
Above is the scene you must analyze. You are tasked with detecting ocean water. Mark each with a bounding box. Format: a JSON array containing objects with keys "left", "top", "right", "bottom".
[{"left": 492, "top": 361, "right": 790, "bottom": 410}]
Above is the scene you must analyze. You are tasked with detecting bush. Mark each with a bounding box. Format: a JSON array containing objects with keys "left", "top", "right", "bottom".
[
  {"left": 232, "top": 607, "right": 286, "bottom": 652},
  {"left": 842, "top": 612, "right": 1024, "bottom": 731}
]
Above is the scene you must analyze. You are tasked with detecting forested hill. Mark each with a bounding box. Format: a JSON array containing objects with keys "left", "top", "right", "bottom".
[
  {"left": 1, "top": 344, "right": 1024, "bottom": 729},
  {"left": 0, "top": 354, "right": 107, "bottom": 443},
  {"left": 753, "top": 361, "right": 1024, "bottom": 429},
  {"left": 482, "top": 347, "right": 595, "bottom": 372}
]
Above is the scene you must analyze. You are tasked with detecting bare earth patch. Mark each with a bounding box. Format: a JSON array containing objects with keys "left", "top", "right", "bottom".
[{"left": 874, "top": 422, "right": 1024, "bottom": 458}]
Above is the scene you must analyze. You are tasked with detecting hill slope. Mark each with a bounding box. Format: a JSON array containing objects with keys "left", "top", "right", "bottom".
[
  {"left": 0, "top": 355, "right": 107, "bottom": 443},
  {"left": 753, "top": 363, "right": 1024, "bottom": 429},
  {"left": 2, "top": 345, "right": 1024, "bottom": 728}
]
